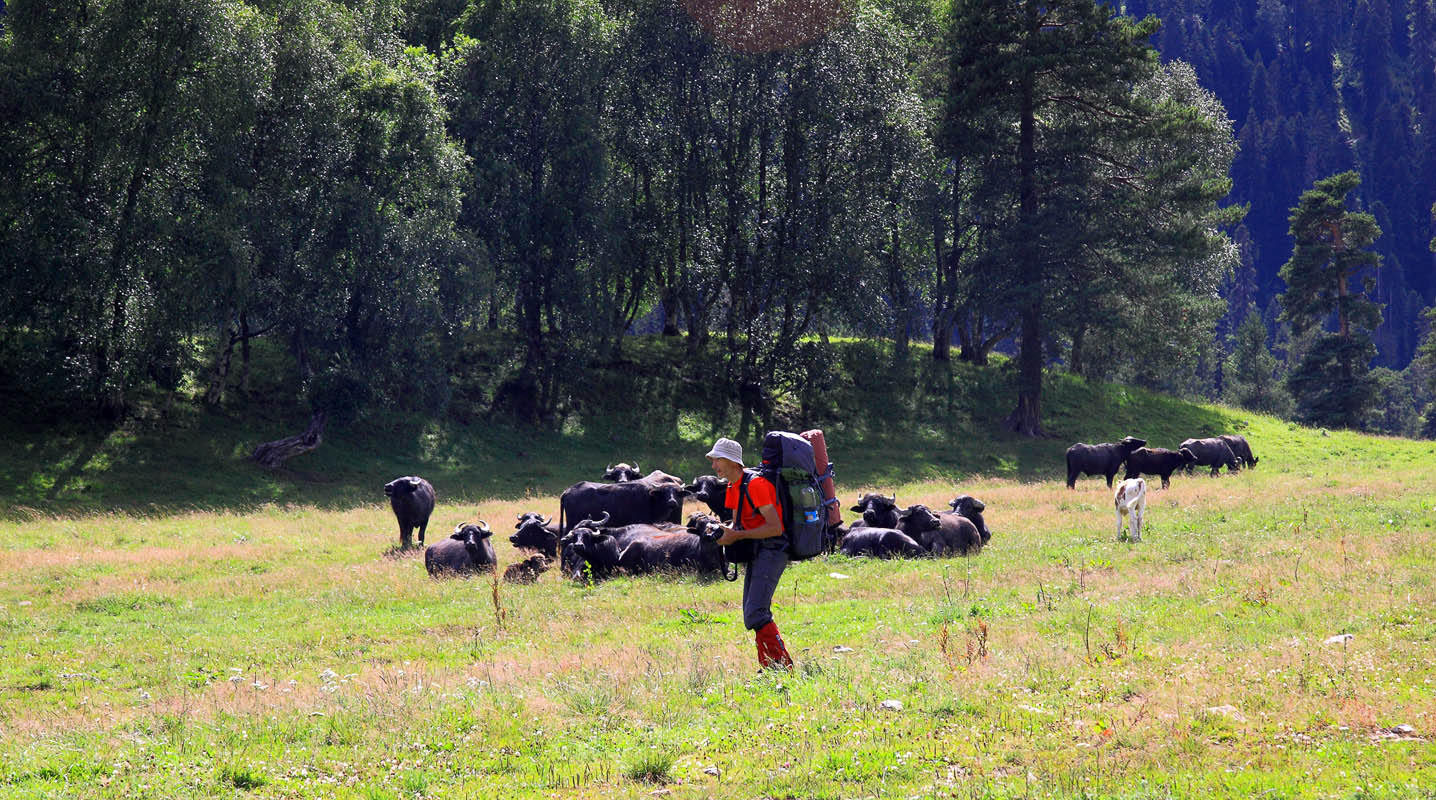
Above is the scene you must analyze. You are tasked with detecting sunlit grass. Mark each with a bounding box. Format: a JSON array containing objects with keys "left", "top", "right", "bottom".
[{"left": 2, "top": 412, "right": 1436, "bottom": 797}]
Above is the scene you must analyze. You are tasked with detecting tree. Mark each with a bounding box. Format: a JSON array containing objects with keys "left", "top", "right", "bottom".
[
  {"left": 944, "top": 1, "right": 1237, "bottom": 434},
  {"left": 1223, "top": 305, "right": 1291, "bottom": 415},
  {"left": 1278, "top": 171, "right": 1383, "bottom": 428}
]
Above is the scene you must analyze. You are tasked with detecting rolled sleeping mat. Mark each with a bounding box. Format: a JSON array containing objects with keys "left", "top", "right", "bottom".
[{"left": 801, "top": 429, "right": 842, "bottom": 527}]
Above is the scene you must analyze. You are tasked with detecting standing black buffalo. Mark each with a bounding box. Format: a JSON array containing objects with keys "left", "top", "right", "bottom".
[
  {"left": 1218, "top": 434, "right": 1259, "bottom": 468},
  {"left": 602, "top": 463, "right": 643, "bottom": 482},
  {"left": 561, "top": 513, "right": 690, "bottom": 581},
  {"left": 1180, "top": 437, "right": 1239, "bottom": 476},
  {"left": 425, "top": 522, "right": 496, "bottom": 577},
  {"left": 896, "top": 504, "right": 982, "bottom": 556},
  {"left": 384, "top": 476, "right": 435, "bottom": 548},
  {"left": 509, "top": 512, "right": 559, "bottom": 558},
  {"left": 850, "top": 493, "right": 900, "bottom": 529},
  {"left": 684, "top": 475, "right": 732, "bottom": 523},
  {"left": 1065, "top": 437, "right": 1146, "bottom": 489},
  {"left": 559, "top": 473, "right": 690, "bottom": 534},
  {"left": 839, "top": 527, "right": 927, "bottom": 559},
  {"left": 947, "top": 495, "right": 992, "bottom": 545},
  {"left": 1123, "top": 447, "right": 1198, "bottom": 489}
]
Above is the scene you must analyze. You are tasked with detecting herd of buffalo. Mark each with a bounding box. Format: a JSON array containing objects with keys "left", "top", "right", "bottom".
[{"left": 385, "top": 432, "right": 1258, "bottom": 582}]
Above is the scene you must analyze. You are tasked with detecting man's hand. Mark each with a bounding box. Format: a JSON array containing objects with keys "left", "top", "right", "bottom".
[{"left": 716, "top": 525, "right": 743, "bottom": 547}]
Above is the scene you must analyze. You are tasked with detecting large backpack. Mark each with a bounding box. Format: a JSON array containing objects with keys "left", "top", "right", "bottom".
[{"left": 730, "top": 431, "right": 837, "bottom": 566}]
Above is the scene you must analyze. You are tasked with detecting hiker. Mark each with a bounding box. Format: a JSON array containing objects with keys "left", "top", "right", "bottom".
[{"left": 706, "top": 436, "right": 795, "bottom": 670}]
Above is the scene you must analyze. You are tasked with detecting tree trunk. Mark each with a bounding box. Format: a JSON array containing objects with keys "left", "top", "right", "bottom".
[
  {"left": 238, "top": 311, "right": 253, "bottom": 397},
  {"left": 204, "top": 322, "right": 236, "bottom": 407},
  {"left": 1005, "top": 300, "right": 1045, "bottom": 436},
  {"left": 1069, "top": 323, "right": 1086, "bottom": 378},
  {"left": 252, "top": 410, "right": 327, "bottom": 469}
]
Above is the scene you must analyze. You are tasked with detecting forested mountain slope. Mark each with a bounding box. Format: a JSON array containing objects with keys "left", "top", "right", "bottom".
[{"left": 1127, "top": 0, "right": 1436, "bottom": 367}]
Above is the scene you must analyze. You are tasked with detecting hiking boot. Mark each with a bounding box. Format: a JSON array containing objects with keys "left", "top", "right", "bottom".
[{"left": 754, "top": 621, "right": 794, "bottom": 670}]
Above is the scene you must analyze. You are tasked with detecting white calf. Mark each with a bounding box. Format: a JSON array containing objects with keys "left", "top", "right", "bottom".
[{"left": 1113, "top": 477, "right": 1147, "bottom": 542}]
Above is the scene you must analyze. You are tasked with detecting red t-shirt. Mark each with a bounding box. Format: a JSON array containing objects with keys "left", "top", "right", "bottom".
[{"left": 725, "top": 474, "right": 782, "bottom": 532}]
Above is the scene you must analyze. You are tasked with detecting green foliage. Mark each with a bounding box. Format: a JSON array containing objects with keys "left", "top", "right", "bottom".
[
  {"left": 1285, "top": 333, "right": 1380, "bottom": 429},
  {"left": 1278, "top": 171, "right": 1384, "bottom": 428},
  {"left": 1223, "top": 307, "right": 1291, "bottom": 416}
]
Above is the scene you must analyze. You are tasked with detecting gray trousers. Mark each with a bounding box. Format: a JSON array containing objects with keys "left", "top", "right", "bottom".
[{"left": 742, "top": 540, "right": 790, "bottom": 630}]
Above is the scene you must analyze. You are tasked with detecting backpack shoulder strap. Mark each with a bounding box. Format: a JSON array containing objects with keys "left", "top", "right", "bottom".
[{"left": 735, "top": 471, "right": 760, "bottom": 531}]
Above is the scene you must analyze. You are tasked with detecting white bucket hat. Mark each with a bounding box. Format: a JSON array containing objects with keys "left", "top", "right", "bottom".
[{"left": 705, "top": 437, "right": 744, "bottom": 466}]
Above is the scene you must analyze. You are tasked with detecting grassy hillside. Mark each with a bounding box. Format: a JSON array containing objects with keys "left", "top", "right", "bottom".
[
  {"left": 5, "top": 339, "right": 1435, "bottom": 798},
  {"left": 2, "top": 336, "right": 1238, "bottom": 517}
]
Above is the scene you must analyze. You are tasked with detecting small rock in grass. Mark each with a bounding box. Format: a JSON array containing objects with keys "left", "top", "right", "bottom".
[
  {"left": 829, "top": 572, "right": 850, "bottom": 580},
  {"left": 702, "top": 766, "right": 720, "bottom": 777},
  {"left": 1203, "top": 704, "right": 1247, "bottom": 723},
  {"left": 833, "top": 646, "right": 854, "bottom": 653},
  {"left": 1323, "top": 633, "right": 1354, "bottom": 645},
  {"left": 880, "top": 699, "right": 904, "bottom": 712}
]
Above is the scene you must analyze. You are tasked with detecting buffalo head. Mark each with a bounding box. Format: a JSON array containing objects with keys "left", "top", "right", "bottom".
[
  {"left": 384, "top": 476, "right": 426, "bottom": 497},
  {"left": 603, "top": 462, "right": 642, "bottom": 482}
]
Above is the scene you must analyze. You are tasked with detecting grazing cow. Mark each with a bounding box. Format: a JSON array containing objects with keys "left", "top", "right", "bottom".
[
  {"left": 684, "top": 475, "right": 733, "bottom": 523},
  {"left": 897, "top": 504, "right": 982, "bottom": 556},
  {"left": 612, "top": 513, "right": 726, "bottom": 577},
  {"left": 425, "top": 522, "right": 497, "bottom": 576},
  {"left": 510, "top": 512, "right": 559, "bottom": 558},
  {"left": 839, "top": 527, "right": 928, "bottom": 559},
  {"left": 947, "top": 495, "right": 992, "bottom": 545},
  {"left": 384, "top": 476, "right": 436, "bottom": 548},
  {"left": 1113, "top": 478, "right": 1147, "bottom": 542},
  {"left": 1179, "top": 437, "right": 1239, "bottom": 476},
  {"left": 603, "top": 463, "right": 643, "bottom": 482},
  {"left": 1066, "top": 437, "right": 1147, "bottom": 489},
  {"left": 850, "top": 493, "right": 900, "bottom": 529},
  {"left": 1218, "top": 434, "right": 1259, "bottom": 468},
  {"left": 1123, "top": 447, "right": 1198, "bottom": 489},
  {"left": 503, "top": 554, "right": 550, "bottom": 584},
  {"left": 559, "top": 473, "right": 691, "bottom": 534}
]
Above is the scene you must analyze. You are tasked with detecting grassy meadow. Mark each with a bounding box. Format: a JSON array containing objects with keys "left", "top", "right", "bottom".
[{"left": 4, "top": 406, "right": 1436, "bottom": 798}]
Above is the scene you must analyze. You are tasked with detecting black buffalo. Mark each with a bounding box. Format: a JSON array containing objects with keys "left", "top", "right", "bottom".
[
  {"left": 609, "top": 513, "right": 726, "bottom": 577},
  {"left": 510, "top": 511, "right": 559, "bottom": 558},
  {"left": 947, "top": 495, "right": 992, "bottom": 545},
  {"left": 850, "top": 493, "right": 900, "bottom": 529},
  {"left": 1218, "top": 434, "right": 1259, "bottom": 468},
  {"left": 896, "top": 504, "right": 982, "bottom": 556},
  {"left": 839, "top": 527, "right": 927, "bottom": 559},
  {"left": 559, "top": 473, "right": 690, "bottom": 534},
  {"left": 603, "top": 462, "right": 643, "bottom": 482},
  {"left": 1065, "top": 437, "right": 1147, "bottom": 489},
  {"left": 684, "top": 475, "right": 732, "bottom": 523},
  {"left": 561, "top": 513, "right": 685, "bottom": 581},
  {"left": 1123, "top": 447, "right": 1198, "bottom": 489},
  {"left": 384, "top": 476, "right": 435, "bottom": 548},
  {"left": 425, "top": 522, "right": 496, "bottom": 577},
  {"left": 1180, "top": 437, "right": 1239, "bottom": 476}
]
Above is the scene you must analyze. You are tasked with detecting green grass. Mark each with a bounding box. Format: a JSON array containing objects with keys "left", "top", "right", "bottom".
[{"left": 3, "top": 339, "right": 1436, "bottom": 797}]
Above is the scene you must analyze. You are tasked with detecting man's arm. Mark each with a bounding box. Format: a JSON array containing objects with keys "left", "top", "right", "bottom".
[{"left": 716, "top": 504, "right": 782, "bottom": 546}]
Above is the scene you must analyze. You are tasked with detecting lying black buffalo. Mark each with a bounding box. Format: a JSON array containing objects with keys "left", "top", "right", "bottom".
[
  {"left": 839, "top": 527, "right": 927, "bottom": 559},
  {"left": 384, "top": 476, "right": 435, "bottom": 548},
  {"left": 896, "top": 504, "right": 982, "bottom": 556},
  {"left": 684, "top": 475, "right": 732, "bottom": 523},
  {"left": 611, "top": 513, "right": 726, "bottom": 577},
  {"left": 1180, "top": 437, "right": 1239, "bottom": 476},
  {"left": 1065, "top": 437, "right": 1146, "bottom": 489},
  {"left": 1218, "top": 434, "right": 1258, "bottom": 468},
  {"left": 1123, "top": 447, "right": 1197, "bottom": 489},
  {"left": 425, "top": 522, "right": 496, "bottom": 577},
  {"left": 559, "top": 472, "right": 690, "bottom": 534},
  {"left": 850, "top": 493, "right": 900, "bottom": 529},
  {"left": 603, "top": 462, "right": 643, "bottom": 482},
  {"left": 948, "top": 495, "right": 992, "bottom": 545},
  {"left": 509, "top": 511, "right": 559, "bottom": 558}
]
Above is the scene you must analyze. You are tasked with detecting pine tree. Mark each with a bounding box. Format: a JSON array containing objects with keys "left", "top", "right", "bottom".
[
  {"left": 1278, "top": 171, "right": 1383, "bottom": 428},
  {"left": 1224, "top": 307, "right": 1290, "bottom": 415}
]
